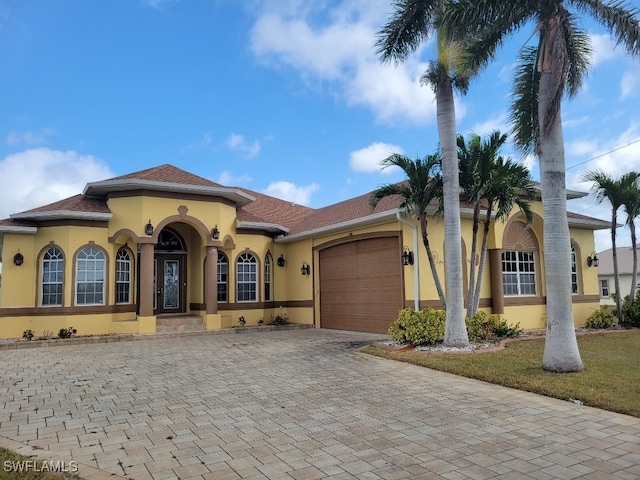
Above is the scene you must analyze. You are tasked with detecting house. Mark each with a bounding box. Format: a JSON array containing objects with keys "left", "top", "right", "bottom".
[
  {"left": 595, "top": 246, "right": 639, "bottom": 306},
  {"left": 0, "top": 164, "right": 609, "bottom": 338}
]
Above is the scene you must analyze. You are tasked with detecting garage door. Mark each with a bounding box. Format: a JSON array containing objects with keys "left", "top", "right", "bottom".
[{"left": 319, "top": 236, "right": 404, "bottom": 333}]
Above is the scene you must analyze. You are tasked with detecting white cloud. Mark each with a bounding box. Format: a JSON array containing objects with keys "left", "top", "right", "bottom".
[
  {"left": 6, "top": 128, "right": 56, "bottom": 147},
  {"left": 590, "top": 34, "right": 621, "bottom": 68},
  {"left": 216, "top": 170, "right": 252, "bottom": 186},
  {"left": 249, "top": 2, "right": 439, "bottom": 125},
  {"left": 349, "top": 142, "right": 404, "bottom": 174},
  {"left": 227, "top": 133, "right": 261, "bottom": 159},
  {"left": 0, "top": 148, "right": 113, "bottom": 219},
  {"left": 263, "top": 181, "right": 319, "bottom": 206},
  {"left": 620, "top": 68, "right": 640, "bottom": 100},
  {"left": 468, "top": 113, "right": 509, "bottom": 136}
]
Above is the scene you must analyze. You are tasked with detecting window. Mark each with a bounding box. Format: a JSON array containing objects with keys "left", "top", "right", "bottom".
[
  {"left": 76, "top": 247, "right": 105, "bottom": 305},
  {"left": 116, "top": 248, "right": 132, "bottom": 304},
  {"left": 571, "top": 246, "right": 578, "bottom": 294},
  {"left": 264, "top": 254, "right": 273, "bottom": 302},
  {"left": 217, "top": 252, "right": 228, "bottom": 303},
  {"left": 502, "top": 251, "right": 536, "bottom": 296},
  {"left": 600, "top": 279, "right": 610, "bottom": 298},
  {"left": 42, "top": 247, "right": 64, "bottom": 306},
  {"left": 237, "top": 252, "right": 257, "bottom": 302}
]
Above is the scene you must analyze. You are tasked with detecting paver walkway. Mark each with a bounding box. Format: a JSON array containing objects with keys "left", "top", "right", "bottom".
[{"left": 1, "top": 329, "right": 639, "bottom": 479}]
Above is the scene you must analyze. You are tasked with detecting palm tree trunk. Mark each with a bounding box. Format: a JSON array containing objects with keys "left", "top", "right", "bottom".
[
  {"left": 466, "top": 202, "right": 481, "bottom": 317},
  {"left": 472, "top": 207, "right": 492, "bottom": 315},
  {"left": 612, "top": 211, "right": 622, "bottom": 319},
  {"left": 419, "top": 214, "right": 446, "bottom": 310},
  {"left": 437, "top": 74, "right": 468, "bottom": 347},
  {"left": 538, "top": 70, "right": 583, "bottom": 372},
  {"left": 629, "top": 219, "right": 637, "bottom": 306}
]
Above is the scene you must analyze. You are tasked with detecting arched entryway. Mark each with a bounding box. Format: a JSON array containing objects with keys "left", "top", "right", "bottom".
[{"left": 154, "top": 227, "right": 187, "bottom": 315}]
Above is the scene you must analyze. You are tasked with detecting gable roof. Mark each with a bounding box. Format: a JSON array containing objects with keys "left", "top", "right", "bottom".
[
  {"left": 83, "top": 164, "right": 255, "bottom": 206},
  {"left": 0, "top": 164, "right": 610, "bottom": 237},
  {"left": 593, "top": 246, "right": 638, "bottom": 275}
]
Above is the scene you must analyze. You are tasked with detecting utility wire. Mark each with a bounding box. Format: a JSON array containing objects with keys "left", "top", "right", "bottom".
[{"left": 566, "top": 138, "right": 640, "bottom": 171}]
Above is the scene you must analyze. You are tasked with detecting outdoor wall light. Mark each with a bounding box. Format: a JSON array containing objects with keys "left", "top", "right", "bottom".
[
  {"left": 277, "top": 254, "right": 286, "bottom": 267},
  {"left": 211, "top": 225, "right": 220, "bottom": 240},
  {"left": 301, "top": 261, "right": 311, "bottom": 276},
  {"left": 587, "top": 251, "right": 599, "bottom": 268},
  {"left": 401, "top": 246, "right": 414, "bottom": 266},
  {"left": 13, "top": 250, "right": 24, "bottom": 266},
  {"left": 145, "top": 219, "right": 154, "bottom": 236}
]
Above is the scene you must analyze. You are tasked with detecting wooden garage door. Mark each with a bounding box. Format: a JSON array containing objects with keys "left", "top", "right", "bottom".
[{"left": 319, "top": 236, "right": 403, "bottom": 333}]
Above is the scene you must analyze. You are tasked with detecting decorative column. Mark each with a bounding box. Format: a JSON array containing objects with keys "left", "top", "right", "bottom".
[
  {"left": 489, "top": 249, "right": 504, "bottom": 314},
  {"left": 139, "top": 242, "right": 155, "bottom": 317},
  {"left": 205, "top": 246, "right": 218, "bottom": 314}
]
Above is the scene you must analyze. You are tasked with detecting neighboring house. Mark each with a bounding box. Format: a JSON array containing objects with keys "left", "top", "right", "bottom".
[
  {"left": 595, "top": 247, "right": 639, "bottom": 306},
  {"left": 0, "top": 164, "right": 609, "bottom": 338}
]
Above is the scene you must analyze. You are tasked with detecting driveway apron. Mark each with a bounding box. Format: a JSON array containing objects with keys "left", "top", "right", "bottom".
[{"left": 1, "top": 329, "right": 639, "bottom": 479}]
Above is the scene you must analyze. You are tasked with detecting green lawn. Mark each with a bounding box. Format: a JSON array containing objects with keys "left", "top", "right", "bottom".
[{"left": 362, "top": 329, "right": 640, "bottom": 417}]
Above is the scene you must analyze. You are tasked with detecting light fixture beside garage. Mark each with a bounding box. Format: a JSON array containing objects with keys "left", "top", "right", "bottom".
[
  {"left": 401, "top": 246, "right": 414, "bottom": 266},
  {"left": 301, "top": 261, "right": 311, "bottom": 275}
]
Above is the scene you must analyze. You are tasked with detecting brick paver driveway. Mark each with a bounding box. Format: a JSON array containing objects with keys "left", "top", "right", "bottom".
[{"left": 1, "top": 328, "right": 639, "bottom": 479}]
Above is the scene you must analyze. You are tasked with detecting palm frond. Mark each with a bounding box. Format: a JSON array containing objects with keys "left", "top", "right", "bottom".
[
  {"left": 376, "top": 0, "right": 439, "bottom": 63},
  {"left": 509, "top": 47, "right": 540, "bottom": 155},
  {"left": 573, "top": 0, "right": 640, "bottom": 56},
  {"left": 562, "top": 14, "right": 592, "bottom": 97}
]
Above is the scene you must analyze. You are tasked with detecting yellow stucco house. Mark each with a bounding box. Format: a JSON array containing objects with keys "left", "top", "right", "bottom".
[{"left": 0, "top": 164, "right": 608, "bottom": 338}]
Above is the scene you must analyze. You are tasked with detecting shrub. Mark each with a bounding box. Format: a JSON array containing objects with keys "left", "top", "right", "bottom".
[
  {"left": 388, "top": 308, "right": 445, "bottom": 346},
  {"left": 270, "top": 313, "right": 288, "bottom": 326},
  {"left": 22, "top": 329, "right": 34, "bottom": 341},
  {"left": 58, "top": 327, "right": 77, "bottom": 339},
  {"left": 621, "top": 289, "right": 640, "bottom": 327},
  {"left": 585, "top": 307, "right": 616, "bottom": 329},
  {"left": 465, "top": 311, "right": 522, "bottom": 341}
]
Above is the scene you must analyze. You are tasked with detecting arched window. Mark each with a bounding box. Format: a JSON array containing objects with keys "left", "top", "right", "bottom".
[
  {"left": 502, "top": 221, "right": 538, "bottom": 296},
  {"left": 217, "top": 252, "right": 228, "bottom": 303},
  {"left": 76, "top": 246, "right": 106, "bottom": 305},
  {"left": 42, "top": 247, "right": 64, "bottom": 306},
  {"left": 264, "top": 253, "right": 273, "bottom": 302},
  {"left": 116, "top": 248, "right": 132, "bottom": 304},
  {"left": 237, "top": 252, "right": 257, "bottom": 302}
]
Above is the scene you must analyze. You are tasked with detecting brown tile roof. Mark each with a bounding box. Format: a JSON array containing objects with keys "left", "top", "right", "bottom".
[
  {"left": 286, "top": 188, "right": 400, "bottom": 236},
  {"left": 236, "top": 189, "right": 315, "bottom": 230},
  {"left": 108, "top": 164, "right": 223, "bottom": 188},
  {"left": 13, "top": 194, "right": 111, "bottom": 216}
]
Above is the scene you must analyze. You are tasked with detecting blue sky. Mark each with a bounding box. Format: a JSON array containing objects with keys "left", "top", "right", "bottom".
[{"left": 1, "top": 0, "right": 640, "bottom": 253}]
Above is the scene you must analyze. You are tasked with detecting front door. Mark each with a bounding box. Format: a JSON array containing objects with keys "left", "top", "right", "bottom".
[{"left": 154, "top": 254, "right": 186, "bottom": 314}]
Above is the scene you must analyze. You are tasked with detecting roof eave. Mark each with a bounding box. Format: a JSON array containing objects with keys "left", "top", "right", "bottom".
[
  {"left": 10, "top": 211, "right": 113, "bottom": 222},
  {"left": 236, "top": 221, "right": 289, "bottom": 234},
  {"left": 0, "top": 225, "right": 38, "bottom": 234},
  {"left": 276, "top": 209, "right": 400, "bottom": 243},
  {"left": 83, "top": 179, "right": 256, "bottom": 206}
]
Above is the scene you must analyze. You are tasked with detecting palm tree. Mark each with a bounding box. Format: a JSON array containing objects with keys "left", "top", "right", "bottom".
[
  {"left": 622, "top": 178, "right": 640, "bottom": 302},
  {"left": 445, "top": 0, "right": 640, "bottom": 372},
  {"left": 377, "top": 1, "right": 470, "bottom": 347},
  {"left": 370, "top": 153, "right": 446, "bottom": 308},
  {"left": 582, "top": 170, "right": 640, "bottom": 319},
  {"left": 458, "top": 130, "right": 535, "bottom": 317}
]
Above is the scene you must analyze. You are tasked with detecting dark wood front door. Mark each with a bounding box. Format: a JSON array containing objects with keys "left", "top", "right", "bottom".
[{"left": 154, "top": 254, "right": 186, "bottom": 314}]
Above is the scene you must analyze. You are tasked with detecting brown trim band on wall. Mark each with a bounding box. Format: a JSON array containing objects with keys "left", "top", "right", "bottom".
[
  {"left": 214, "top": 300, "right": 314, "bottom": 311},
  {"left": 0, "top": 304, "right": 137, "bottom": 317}
]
